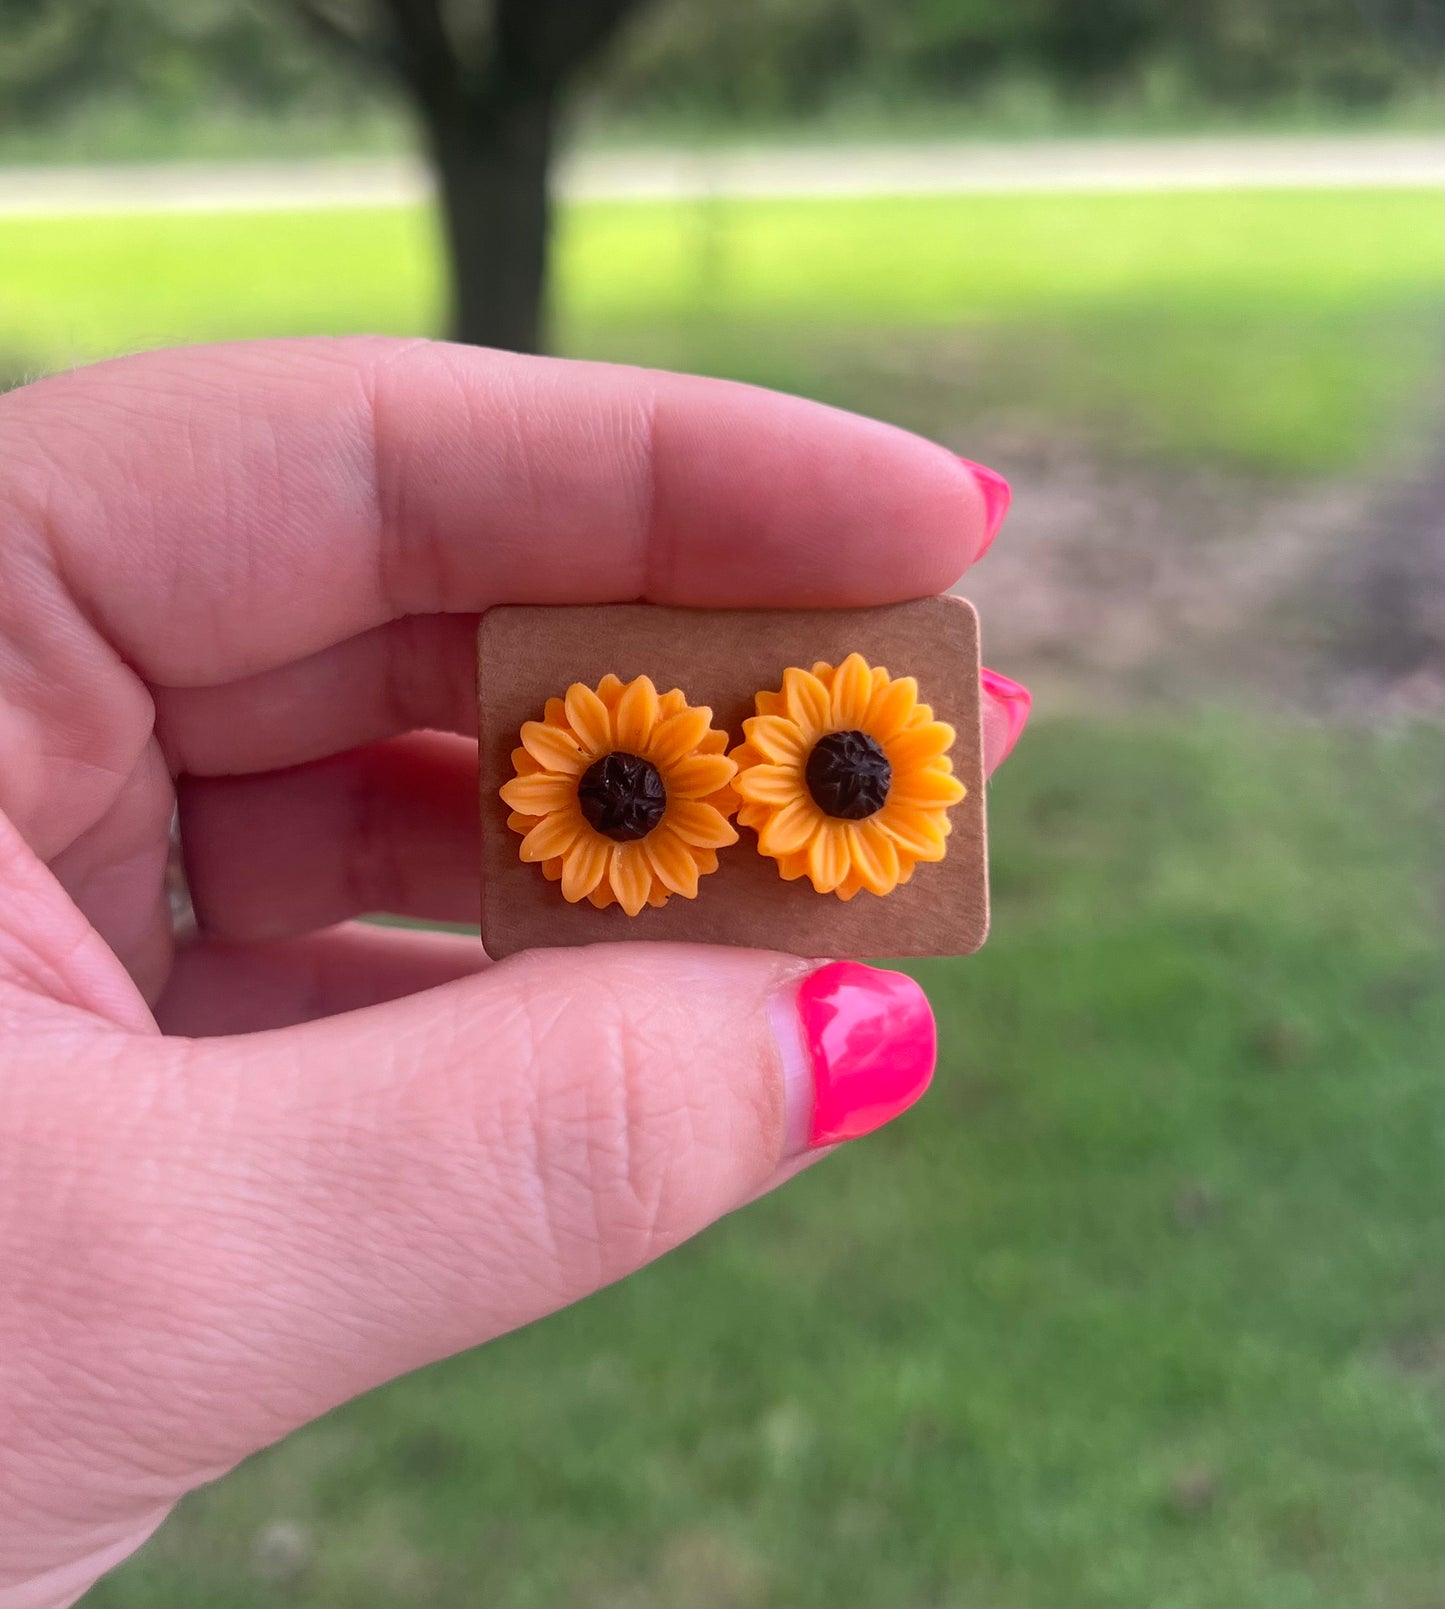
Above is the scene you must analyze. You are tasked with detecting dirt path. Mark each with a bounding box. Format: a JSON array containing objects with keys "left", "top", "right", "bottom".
[
  {"left": 0, "top": 135, "right": 1438, "bottom": 217},
  {"left": 956, "top": 433, "right": 1445, "bottom": 717}
]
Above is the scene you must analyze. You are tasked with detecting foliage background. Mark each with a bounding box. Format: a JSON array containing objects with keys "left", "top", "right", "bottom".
[{"left": 1, "top": 0, "right": 1442, "bottom": 160}]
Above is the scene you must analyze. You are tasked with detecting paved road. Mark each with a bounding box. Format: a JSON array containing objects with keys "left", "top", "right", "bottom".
[{"left": 0, "top": 135, "right": 1438, "bottom": 217}]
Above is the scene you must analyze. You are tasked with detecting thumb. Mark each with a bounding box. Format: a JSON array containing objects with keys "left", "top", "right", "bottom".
[{"left": 7, "top": 945, "right": 933, "bottom": 1587}]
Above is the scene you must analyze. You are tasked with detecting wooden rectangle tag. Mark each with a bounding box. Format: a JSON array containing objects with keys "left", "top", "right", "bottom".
[{"left": 478, "top": 597, "right": 986, "bottom": 959}]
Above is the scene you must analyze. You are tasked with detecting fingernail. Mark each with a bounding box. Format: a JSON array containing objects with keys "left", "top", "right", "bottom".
[
  {"left": 981, "top": 667, "right": 1032, "bottom": 760},
  {"left": 958, "top": 457, "right": 1012, "bottom": 554},
  {"left": 776, "top": 961, "right": 936, "bottom": 1150}
]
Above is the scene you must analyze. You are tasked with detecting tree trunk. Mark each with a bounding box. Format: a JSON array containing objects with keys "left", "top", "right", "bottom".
[{"left": 429, "top": 92, "right": 555, "bottom": 354}]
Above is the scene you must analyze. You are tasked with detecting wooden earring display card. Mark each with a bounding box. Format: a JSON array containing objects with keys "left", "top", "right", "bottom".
[{"left": 478, "top": 596, "right": 987, "bottom": 960}]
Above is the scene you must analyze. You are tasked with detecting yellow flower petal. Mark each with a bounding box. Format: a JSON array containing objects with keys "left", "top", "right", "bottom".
[
  {"left": 758, "top": 796, "right": 821, "bottom": 856},
  {"left": 890, "top": 768, "right": 966, "bottom": 806},
  {"left": 782, "top": 666, "right": 831, "bottom": 737},
  {"left": 521, "top": 808, "right": 583, "bottom": 863},
  {"left": 596, "top": 673, "right": 625, "bottom": 707},
  {"left": 647, "top": 884, "right": 670, "bottom": 909},
  {"left": 848, "top": 819, "right": 902, "bottom": 895},
  {"left": 878, "top": 803, "right": 949, "bottom": 860},
  {"left": 866, "top": 675, "right": 919, "bottom": 741},
  {"left": 521, "top": 719, "right": 587, "bottom": 775},
  {"left": 644, "top": 827, "right": 701, "bottom": 897},
  {"left": 609, "top": 842, "right": 653, "bottom": 917},
  {"left": 753, "top": 689, "right": 786, "bottom": 718},
  {"left": 512, "top": 745, "right": 542, "bottom": 776},
  {"left": 692, "top": 847, "right": 720, "bottom": 876},
  {"left": 564, "top": 682, "right": 613, "bottom": 755},
  {"left": 543, "top": 696, "right": 568, "bottom": 727},
  {"left": 744, "top": 715, "right": 808, "bottom": 764},
  {"left": 734, "top": 762, "right": 804, "bottom": 806},
  {"left": 561, "top": 833, "right": 610, "bottom": 901},
  {"left": 646, "top": 707, "right": 711, "bottom": 768},
  {"left": 507, "top": 811, "right": 537, "bottom": 834},
  {"left": 657, "top": 687, "right": 688, "bottom": 720},
  {"left": 698, "top": 729, "right": 729, "bottom": 755},
  {"left": 776, "top": 850, "right": 810, "bottom": 881},
  {"left": 614, "top": 675, "right": 660, "bottom": 752},
  {"left": 664, "top": 753, "right": 736, "bottom": 799},
  {"left": 885, "top": 721, "right": 956, "bottom": 770},
  {"left": 664, "top": 800, "right": 739, "bottom": 849},
  {"left": 736, "top": 800, "right": 769, "bottom": 833},
  {"left": 835, "top": 871, "right": 865, "bottom": 901},
  {"left": 807, "top": 821, "right": 851, "bottom": 893},
  {"left": 500, "top": 772, "right": 578, "bottom": 815},
  {"left": 586, "top": 883, "right": 614, "bottom": 910},
  {"left": 831, "top": 652, "right": 874, "bottom": 728}
]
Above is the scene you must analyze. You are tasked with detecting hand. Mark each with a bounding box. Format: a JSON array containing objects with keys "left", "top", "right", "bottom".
[{"left": 0, "top": 337, "right": 1028, "bottom": 1605}]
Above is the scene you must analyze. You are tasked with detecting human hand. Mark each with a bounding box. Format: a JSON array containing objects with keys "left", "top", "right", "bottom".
[{"left": 0, "top": 338, "right": 1028, "bottom": 1605}]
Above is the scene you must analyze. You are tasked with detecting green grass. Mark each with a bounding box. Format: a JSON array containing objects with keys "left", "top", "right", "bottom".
[
  {"left": 83, "top": 714, "right": 1443, "bottom": 1609},
  {"left": 3, "top": 188, "right": 1440, "bottom": 470}
]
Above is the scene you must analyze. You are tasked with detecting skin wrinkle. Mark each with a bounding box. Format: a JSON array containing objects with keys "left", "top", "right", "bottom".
[
  {"left": 342, "top": 1067, "right": 550, "bottom": 1345},
  {"left": 411, "top": 978, "right": 563, "bottom": 1306},
  {"left": 382, "top": 610, "right": 446, "bottom": 742},
  {"left": 0, "top": 909, "right": 93, "bottom": 1007},
  {"left": 357, "top": 341, "right": 431, "bottom": 622},
  {"left": 524, "top": 966, "right": 614, "bottom": 1294},
  {"left": 109, "top": 1058, "right": 455, "bottom": 1433},
  {"left": 493, "top": 366, "right": 547, "bottom": 597},
  {"left": 610, "top": 1012, "right": 682, "bottom": 1272},
  {"left": 74, "top": 375, "right": 233, "bottom": 676},
  {"left": 231, "top": 971, "right": 643, "bottom": 1351},
  {"left": 627, "top": 388, "right": 665, "bottom": 603},
  {"left": 0, "top": 819, "right": 153, "bottom": 1028},
  {"left": 521, "top": 1017, "right": 566, "bottom": 1292},
  {"left": 46, "top": 737, "right": 175, "bottom": 988},
  {"left": 0, "top": 480, "right": 156, "bottom": 860},
  {"left": 375, "top": 340, "right": 526, "bottom": 618},
  {"left": 33, "top": 348, "right": 381, "bottom": 684}
]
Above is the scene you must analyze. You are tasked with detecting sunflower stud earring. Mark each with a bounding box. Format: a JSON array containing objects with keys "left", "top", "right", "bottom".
[
  {"left": 500, "top": 674, "right": 739, "bottom": 916},
  {"left": 729, "top": 652, "right": 964, "bottom": 899}
]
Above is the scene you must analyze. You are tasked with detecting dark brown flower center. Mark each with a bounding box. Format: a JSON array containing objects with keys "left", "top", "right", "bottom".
[
  {"left": 577, "top": 751, "right": 667, "bottom": 841},
  {"left": 805, "top": 729, "right": 892, "bottom": 820}
]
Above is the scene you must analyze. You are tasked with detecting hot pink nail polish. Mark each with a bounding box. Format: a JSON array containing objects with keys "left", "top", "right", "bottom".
[
  {"left": 957, "top": 457, "right": 1012, "bottom": 554},
  {"left": 796, "top": 962, "right": 936, "bottom": 1147},
  {"left": 980, "top": 667, "right": 1032, "bottom": 758}
]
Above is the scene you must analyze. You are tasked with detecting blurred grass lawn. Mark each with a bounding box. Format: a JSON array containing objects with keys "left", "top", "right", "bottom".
[
  {"left": 84, "top": 719, "right": 1442, "bottom": 1608},
  {"left": 3, "top": 188, "right": 1441, "bottom": 469},
  {"left": 4, "top": 185, "right": 1438, "bottom": 1605}
]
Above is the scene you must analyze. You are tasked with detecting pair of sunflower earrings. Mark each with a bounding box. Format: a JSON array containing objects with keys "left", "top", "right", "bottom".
[{"left": 499, "top": 652, "right": 965, "bottom": 918}]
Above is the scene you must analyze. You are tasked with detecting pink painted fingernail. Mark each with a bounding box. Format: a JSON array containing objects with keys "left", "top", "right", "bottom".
[
  {"left": 981, "top": 667, "right": 1032, "bottom": 760},
  {"left": 783, "top": 962, "right": 936, "bottom": 1149},
  {"left": 958, "top": 457, "right": 1012, "bottom": 554}
]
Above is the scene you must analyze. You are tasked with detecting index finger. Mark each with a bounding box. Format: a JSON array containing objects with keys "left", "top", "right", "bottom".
[{"left": 0, "top": 336, "right": 993, "bottom": 688}]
